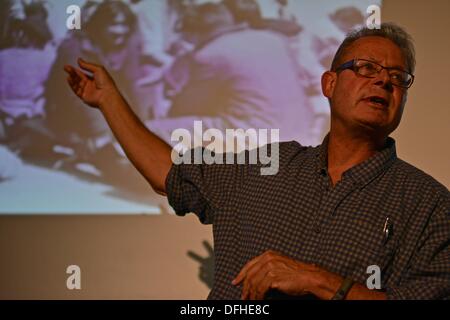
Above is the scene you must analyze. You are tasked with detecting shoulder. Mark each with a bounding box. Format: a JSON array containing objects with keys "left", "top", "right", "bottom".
[
  {"left": 390, "top": 159, "right": 449, "bottom": 197},
  {"left": 386, "top": 159, "right": 449, "bottom": 220},
  {"left": 278, "top": 140, "right": 312, "bottom": 159},
  {"left": 247, "top": 140, "right": 314, "bottom": 176}
]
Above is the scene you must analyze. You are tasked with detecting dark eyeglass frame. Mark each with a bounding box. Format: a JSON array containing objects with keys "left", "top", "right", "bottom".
[{"left": 335, "top": 58, "right": 415, "bottom": 89}]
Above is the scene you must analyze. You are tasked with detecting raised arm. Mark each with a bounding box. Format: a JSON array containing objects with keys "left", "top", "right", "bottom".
[{"left": 64, "top": 58, "right": 172, "bottom": 195}]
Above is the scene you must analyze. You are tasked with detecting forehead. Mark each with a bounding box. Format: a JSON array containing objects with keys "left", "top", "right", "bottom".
[{"left": 342, "top": 36, "right": 406, "bottom": 69}]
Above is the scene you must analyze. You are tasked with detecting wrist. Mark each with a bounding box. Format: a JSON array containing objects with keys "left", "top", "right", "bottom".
[
  {"left": 98, "top": 88, "right": 121, "bottom": 112},
  {"left": 307, "top": 268, "right": 343, "bottom": 300},
  {"left": 331, "top": 277, "right": 354, "bottom": 300}
]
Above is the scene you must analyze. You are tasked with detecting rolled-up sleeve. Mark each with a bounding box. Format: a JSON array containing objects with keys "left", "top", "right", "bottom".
[{"left": 165, "top": 148, "right": 244, "bottom": 225}]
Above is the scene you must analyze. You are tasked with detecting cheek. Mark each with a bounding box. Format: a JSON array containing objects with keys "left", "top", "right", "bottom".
[
  {"left": 387, "top": 93, "right": 407, "bottom": 129},
  {"left": 393, "top": 92, "right": 407, "bottom": 116},
  {"left": 333, "top": 79, "right": 362, "bottom": 110},
  {"left": 332, "top": 79, "right": 350, "bottom": 103}
]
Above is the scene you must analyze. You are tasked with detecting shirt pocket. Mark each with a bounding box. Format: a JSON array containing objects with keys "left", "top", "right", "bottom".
[{"left": 349, "top": 214, "right": 397, "bottom": 285}]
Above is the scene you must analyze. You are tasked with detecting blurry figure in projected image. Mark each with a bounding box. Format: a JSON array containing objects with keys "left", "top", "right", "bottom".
[
  {"left": 127, "top": 0, "right": 172, "bottom": 68},
  {"left": 313, "top": 7, "right": 366, "bottom": 70},
  {"left": 0, "top": 0, "right": 58, "bottom": 162},
  {"left": 148, "top": 0, "right": 316, "bottom": 148},
  {"left": 44, "top": 0, "right": 161, "bottom": 184},
  {"left": 329, "top": 6, "right": 365, "bottom": 34},
  {"left": 274, "top": 0, "right": 296, "bottom": 22},
  {"left": 224, "top": 0, "right": 302, "bottom": 36},
  {"left": 312, "top": 37, "right": 341, "bottom": 71}
]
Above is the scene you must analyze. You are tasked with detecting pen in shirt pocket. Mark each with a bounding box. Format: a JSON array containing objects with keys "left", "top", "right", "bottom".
[{"left": 382, "top": 217, "right": 392, "bottom": 246}]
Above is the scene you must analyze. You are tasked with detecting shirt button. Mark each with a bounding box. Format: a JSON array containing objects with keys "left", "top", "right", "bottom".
[{"left": 314, "top": 225, "right": 321, "bottom": 234}]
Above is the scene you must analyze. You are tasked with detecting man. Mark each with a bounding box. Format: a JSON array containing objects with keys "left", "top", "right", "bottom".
[
  {"left": 64, "top": 22, "right": 449, "bottom": 299},
  {"left": 45, "top": 0, "right": 148, "bottom": 153},
  {"left": 0, "top": 0, "right": 56, "bottom": 160}
]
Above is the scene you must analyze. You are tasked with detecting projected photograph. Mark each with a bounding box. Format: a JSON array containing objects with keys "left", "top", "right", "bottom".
[{"left": 0, "top": 0, "right": 380, "bottom": 214}]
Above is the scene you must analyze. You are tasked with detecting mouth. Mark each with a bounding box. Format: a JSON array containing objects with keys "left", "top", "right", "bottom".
[{"left": 363, "top": 96, "right": 389, "bottom": 108}]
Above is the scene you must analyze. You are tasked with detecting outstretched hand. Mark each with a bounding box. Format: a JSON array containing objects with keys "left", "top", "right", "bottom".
[{"left": 64, "top": 58, "right": 118, "bottom": 109}]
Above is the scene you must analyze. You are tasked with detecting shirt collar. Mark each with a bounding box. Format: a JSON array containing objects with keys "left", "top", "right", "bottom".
[{"left": 315, "top": 133, "right": 398, "bottom": 188}]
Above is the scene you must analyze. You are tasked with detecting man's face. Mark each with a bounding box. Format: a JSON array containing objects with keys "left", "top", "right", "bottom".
[
  {"left": 103, "top": 13, "right": 131, "bottom": 48},
  {"left": 322, "top": 36, "right": 410, "bottom": 137}
]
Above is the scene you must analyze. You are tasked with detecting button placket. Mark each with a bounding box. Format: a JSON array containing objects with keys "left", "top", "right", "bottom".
[{"left": 308, "top": 173, "right": 330, "bottom": 260}]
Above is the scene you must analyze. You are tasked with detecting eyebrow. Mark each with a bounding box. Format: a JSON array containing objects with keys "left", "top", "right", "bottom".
[{"left": 363, "top": 57, "right": 406, "bottom": 70}]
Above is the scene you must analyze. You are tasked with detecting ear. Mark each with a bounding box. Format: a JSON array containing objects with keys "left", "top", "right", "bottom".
[{"left": 321, "top": 71, "right": 337, "bottom": 100}]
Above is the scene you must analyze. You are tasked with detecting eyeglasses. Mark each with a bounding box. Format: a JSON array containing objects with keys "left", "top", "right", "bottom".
[{"left": 335, "top": 58, "right": 415, "bottom": 89}]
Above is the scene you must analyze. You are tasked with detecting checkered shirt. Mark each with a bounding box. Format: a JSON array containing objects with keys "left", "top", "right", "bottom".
[{"left": 166, "top": 135, "right": 450, "bottom": 300}]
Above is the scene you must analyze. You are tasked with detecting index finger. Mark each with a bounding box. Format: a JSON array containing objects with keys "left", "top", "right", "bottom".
[
  {"left": 65, "top": 65, "right": 89, "bottom": 82},
  {"left": 64, "top": 65, "right": 80, "bottom": 79},
  {"left": 232, "top": 254, "right": 263, "bottom": 285},
  {"left": 77, "top": 58, "right": 101, "bottom": 73}
]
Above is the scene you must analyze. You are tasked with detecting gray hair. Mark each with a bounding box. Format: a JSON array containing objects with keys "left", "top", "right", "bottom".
[{"left": 331, "top": 22, "right": 416, "bottom": 74}]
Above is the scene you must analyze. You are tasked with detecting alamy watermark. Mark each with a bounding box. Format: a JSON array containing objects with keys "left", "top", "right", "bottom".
[
  {"left": 66, "top": 264, "right": 81, "bottom": 290},
  {"left": 366, "top": 265, "right": 382, "bottom": 290},
  {"left": 366, "top": 5, "right": 381, "bottom": 30},
  {"left": 171, "top": 121, "right": 280, "bottom": 176},
  {"left": 66, "top": 5, "right": 81, "bottom": 30},
  {"left": 65, "top": 4, "right": 381, "bottom": 31}
]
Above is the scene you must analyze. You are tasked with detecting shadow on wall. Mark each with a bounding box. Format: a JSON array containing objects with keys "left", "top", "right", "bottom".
[{"left": 187, "top": 240, "right": 215, "bottom": 289}]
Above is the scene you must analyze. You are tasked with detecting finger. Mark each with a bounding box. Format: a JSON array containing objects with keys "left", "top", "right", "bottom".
[
  {"left": 78, "top": 58, "right": 101, "bottom": 73},
  {"left": 67, "top": 75, "right": 73, "bottom": 86},
  {"left": 239, "top": 252, "right": 285, "bottom": 299},
  {"left": 67, "top": 79, "right": 76, "bottom": 94},
  {"left": 67, "top": 75, "right": 79, "bottom": 91},
  {"left": 232, "top": 256, "right": 260, "bottom": 285},
  {"left": 242, "top": 262, "right": 271, "bottom": 300},
  {"left": 254, "top": 277, "right": 273, "bottom": 300},
  {"left": 202, "top": 241, "right": 214, "bottom": 255},
  {"left": 64, "top": 64, "right": 77, "bottom": 74},
  {"left": 242, "top": 273, "right": 257, "bottom": 300},
  {"left": 233, "top": 253, "right": 266, "bottom": 285},
  {"left": 242, "top": 272, "right": 265, "bottom": 300},
  {"left": 249, "top": 264, "right": 272, "bottom": 299},
  {"left": 67, "top": 77, "right": 78, "bottom": 92},
  {"left": 63, "top": 65, "right": 73, "bottom": 75},
  {"left": 187, "top": 251, "right": 206, "bottom": 263},
  {"left": 76, "top": 86, "right": 83, "bottom": 97},
  {"left": 64, "top": 65, "right": 81, "bottom": 82},
  {"left": 249, "top": 279, "right": 262, "bottom": 300},
  {"left": 72, "top": 67, "right": 89, "bottom": 82},
  {"left": 66, "top": 69, "right": 88, "bottom": 92},
  {"left": 240, "top": 261, "right": 263, "bottom": 299}
]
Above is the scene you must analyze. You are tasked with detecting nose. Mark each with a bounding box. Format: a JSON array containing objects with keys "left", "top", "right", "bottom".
[{"left": 373, "top": 68, "right": 393, "bottom": 92}]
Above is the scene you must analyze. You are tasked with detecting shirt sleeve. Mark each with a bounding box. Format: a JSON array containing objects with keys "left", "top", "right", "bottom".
[
  {"left": 164, "top": 147, "right": 243, "bottom": 225},
  {"left": 165, "top": 141, "right": 303, "bottom": 225},
  {"left": 386, "top": 189, "right": 450, "bottom": 300}
]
